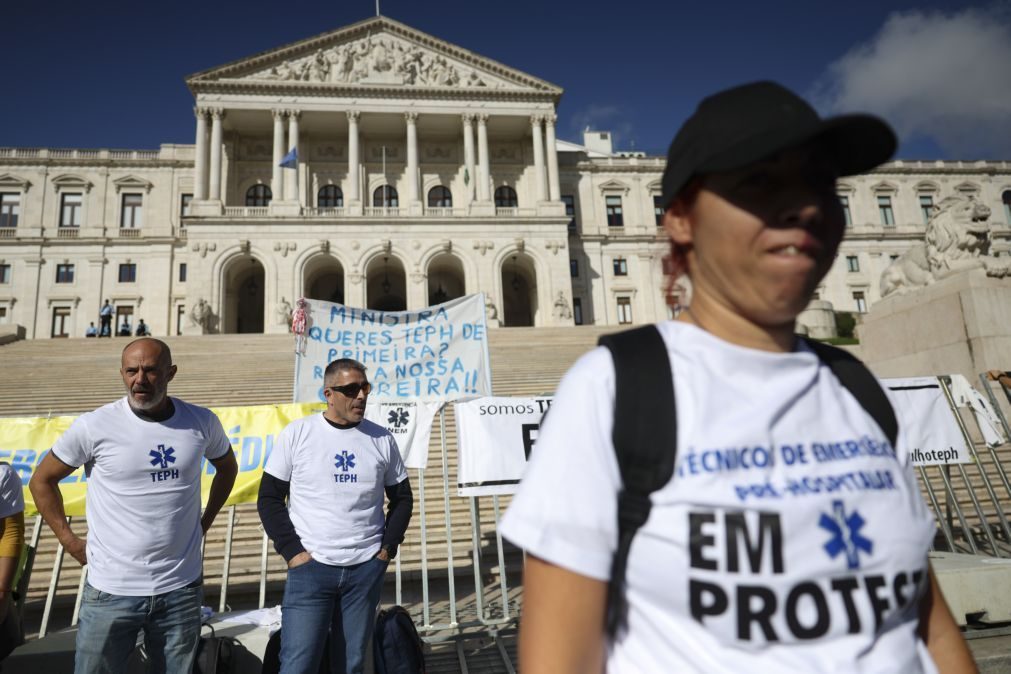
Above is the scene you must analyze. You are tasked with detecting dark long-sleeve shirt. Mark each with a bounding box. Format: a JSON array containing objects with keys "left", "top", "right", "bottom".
[{"left": 257, "top": 472, "right": 414, "bottom": 562}]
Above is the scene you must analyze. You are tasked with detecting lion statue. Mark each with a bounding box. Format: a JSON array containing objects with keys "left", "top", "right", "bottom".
[{"left": 880, "top": 195, "right": 1006, "bottom": 297}]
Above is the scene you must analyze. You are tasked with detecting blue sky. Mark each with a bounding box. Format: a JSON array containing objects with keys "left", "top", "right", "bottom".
[{"left": 5, "top": 0, "right": 1009, "bottom": 159}]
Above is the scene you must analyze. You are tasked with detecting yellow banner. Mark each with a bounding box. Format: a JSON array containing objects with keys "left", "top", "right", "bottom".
[{"left": 0, "top": 402, "right": 326, "bottom": 517}]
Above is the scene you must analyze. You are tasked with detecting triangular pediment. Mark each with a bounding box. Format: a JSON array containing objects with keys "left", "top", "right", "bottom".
[
  {"left": 113, "top": 175, "right": 154, "bottom": 193},
  {"left": 52, "top": 174, "right": 94, "bottom": 193},
  {"left": 598, "top": 179, "right": 630, "bottom": 193},
  {"left": 186, "top": 16, "right": 561, "bottom": 99},
  {"left": 0, "top": 174, "right": 31, "bottom": 191}
]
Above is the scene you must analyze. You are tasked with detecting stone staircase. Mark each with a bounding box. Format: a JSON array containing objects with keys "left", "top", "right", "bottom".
[{"left": 0, "top": 326, "right": 616, "bottom": 644}]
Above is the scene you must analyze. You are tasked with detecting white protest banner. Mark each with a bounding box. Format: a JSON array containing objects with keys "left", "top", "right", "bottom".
[
  {"left": 455, "top": 396, "right": 552, "bottom": 496},
  {"left": 884, "top": 377, "right": 972, "bottom": 465},
  {"left": 364, "top": 400, "right": 442, "bottom": 469},
  {"left": 294, "top": 294, "right": 492, "bottom": 404}
]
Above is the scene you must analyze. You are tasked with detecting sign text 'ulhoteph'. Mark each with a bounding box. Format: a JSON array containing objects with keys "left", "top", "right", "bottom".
[{"left": 293, "top": 294, "right": 492, "bottom": 404}]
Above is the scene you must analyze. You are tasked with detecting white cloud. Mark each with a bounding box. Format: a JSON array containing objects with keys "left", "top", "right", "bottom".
[{"left": 811, "top": 6, "right": 1011, "bottom": 158}]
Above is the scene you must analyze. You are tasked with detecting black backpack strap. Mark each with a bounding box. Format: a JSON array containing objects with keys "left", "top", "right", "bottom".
[
  {"left": 804, "top": 338, "right": 898, "bottom": 448},
  {"left": 597, "top": 325, "right": 677, "bottom": 639}
]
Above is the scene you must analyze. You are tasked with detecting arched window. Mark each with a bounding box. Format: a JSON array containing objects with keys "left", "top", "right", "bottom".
[
  {"left": 427, "top": 186, "right": 452, "bottom": 208},
  {"left": 318, "top": 185, "right": 343, "bottom": 208},
  {"left": 494, "top": 186, "right": 518, "bottom": 208},
  {"left": 373, "top": 185, "right": 399, "bottom": 208},
  {"left": 245, "top": 184, "right": 271, "bottom": 207},
  {"left": 1003, "top": 190, "right": 1011, "bottom": 225}
]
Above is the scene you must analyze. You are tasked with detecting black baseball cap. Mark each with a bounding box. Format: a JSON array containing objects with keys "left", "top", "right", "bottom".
[{"left": 660, "top": 81, "right": 897, "bottom": 209}]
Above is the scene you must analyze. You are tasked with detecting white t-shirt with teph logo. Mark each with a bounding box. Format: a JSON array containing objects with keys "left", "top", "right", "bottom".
[
  {"left": 51, "top": 397, "right": 230, "bottom": 596},
  {"left": 500, "top": 321, "right": 937, "bottom": 673},
  {"left": 264, "top": 415, "right": 407, "bottom": 566}
]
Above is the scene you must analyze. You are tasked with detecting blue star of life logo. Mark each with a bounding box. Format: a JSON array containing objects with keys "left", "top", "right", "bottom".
[
  {"left": 388, "top": 407, "right": 410, "bottom": 428},
  {"left": 149, "top": 445, "right": 176, "bottom": 470},
  {"left": 334, "top": 450, "right": 356, "bottom": 472},
  {"left": 818, "top": 499, "right": 873, "bottom": 569}
]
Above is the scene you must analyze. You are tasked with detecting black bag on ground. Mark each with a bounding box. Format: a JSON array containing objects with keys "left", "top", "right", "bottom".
[
  {"left": 373, "top": 606, "right": 425, "bottom": 674},
  {"left": 193, "top": 623, "right": 234, "bottom": 674}
]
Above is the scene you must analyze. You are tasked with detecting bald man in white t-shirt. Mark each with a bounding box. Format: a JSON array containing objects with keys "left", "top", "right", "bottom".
[
  {"left": 258, "top": 358, "right": 413, "bottom": 674},
  {"left": 30, "top": 338, "right": 238, "bottom": 674}
]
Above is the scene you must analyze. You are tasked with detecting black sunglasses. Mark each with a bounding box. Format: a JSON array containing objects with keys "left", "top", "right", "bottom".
[{"left": 327, "top": 382, "right": 371, "bottom": 397}]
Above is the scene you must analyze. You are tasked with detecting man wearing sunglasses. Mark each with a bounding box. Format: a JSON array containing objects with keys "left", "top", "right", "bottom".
[{"left": 258, "top": 358, "right": 414, "bottom": 674}]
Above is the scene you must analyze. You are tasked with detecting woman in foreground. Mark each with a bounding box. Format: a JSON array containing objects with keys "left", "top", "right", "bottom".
[{"left": 500, "top": 81, "right": 976, "bottom": 673}]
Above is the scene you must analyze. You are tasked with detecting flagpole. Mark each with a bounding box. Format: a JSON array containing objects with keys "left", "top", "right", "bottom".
[{"left": 376, "top": 0, "right": 380, "bottom": 16}]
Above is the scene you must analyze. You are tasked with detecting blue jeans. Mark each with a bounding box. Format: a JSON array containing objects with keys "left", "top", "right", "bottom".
[
  {"left": 280, "top": 556, "right": 389, "bottom": 674},
  {"left": 75, "top": 579, "right": 203, "bottom": 674}
]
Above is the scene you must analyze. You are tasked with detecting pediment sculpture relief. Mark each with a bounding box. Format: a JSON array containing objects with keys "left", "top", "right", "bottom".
[{"left": 251, "top": 35, "right": 500, "bottom": 89}]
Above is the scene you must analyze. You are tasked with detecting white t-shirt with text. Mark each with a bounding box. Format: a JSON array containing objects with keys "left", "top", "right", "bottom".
[
  {"left": 264, "top": 415, "right": 407, "bottom": 566},
  {"left": 500, "top": 321, "right": 937, "bottom": 673},
  {"left": 52, "top": 397, "right": 230, "bottom": 596}
]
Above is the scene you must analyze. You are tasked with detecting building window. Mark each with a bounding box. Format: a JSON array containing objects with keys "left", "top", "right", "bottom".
[
  {"left": 318, "top": 185, "right": 343, "bottom": 207},
  {"left": 55, "top": 263, "right": 74, "bottom": 283},
  {"left": 121, "top": 193, "right": 143, "bottom": 229},
  {"left": 570, "top": 259, "right": 578, "bottom": 277},
  {"left": 246, "top": 184, "right": 272, "bottom": 207},
  {"left": 605, "top": 196, "right": 623, "bottom": 228},
  {"left": 839, "top": 195, "right": 852, "bottom": 227},
  {"left": 60, "top": 193, "right": 83, "bottom": 227},
  {"left": 51, "top": 306, "right": 71, "bottom": 338},
  {"left": 919, "top": 194, "right": 934, "bottom": 224},
  {"left": 180, "top": 193, "right": 193, "bottom": 217},
  {"left": 846, "top": 255, "right": 860, "bottom": 272},
  {"left": 853, "top": 291, "right": 867, "bottom": 313},
  {"left": 494, "top": 186, "right": 518, "bottom": 208},
  {"left": 0, "top": 264, "right": 10, "bottom": 284},
  {"left": 958, "top": 185, "right": 979, "bottom": 198},
  {"left": 1003, "top": 190, "right": 1011, "bottom": 225},
  {"left": 653, "top": 195, "right": 664, "bottom": 227},
  {"left": 179, "top": 263, "right": 187, "bottom": 283},
  {"left": 427, "top": 186, "right": 452, "bottom": 208},
  {"left": 0, "top": 193, "right": 19, "bottom": 229},
  {"left": 562, "top": 195, "right": 576, "bottom": 233},
  {"left": 613, "top": 257, "right": 628, "bottom": 276},
  {"left": 616, "top": 297, "right": 632, "bottom": 324},
  {"left": 176, "top": 304, "right": 185, "bottom": 336},
  {"left": 0, "top": 307, "right": 6, "bottom": 322},
  {"left": 119, "top": 263, "right": 137, "bottom": 283},
  {"left": 877, "top": 195, "right": 895, "bottom": 226},
  {"left": 573, "top": 297, "right": 583, "bottom": 325},
  {"left": 373, "top": 185, "right": 399, "bottom": 208}
]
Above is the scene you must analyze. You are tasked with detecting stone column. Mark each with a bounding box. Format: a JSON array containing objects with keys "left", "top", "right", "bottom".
[
  {"left": 462, "top": 114, "right": 476, "bottom": 203},
  {"left": 193, "top": 107, "right": 208, "bottom": 201},
  {"left": 272, "top": 109, "right": 286, "bottom": 202},
  {"left": 545, "top": 114, "right": 561, "bottom": 201},
  {"left": 405, "top": 111, "right": 420, "bottom": 211},
  {"left": 531, "top": 115, "right": 547, "bottom": 202},
  {"left": 287, "top": 110, "right": 301, "bottom": 205},
  {"left": 347, "top": 110, "right": 360, "bottom": 207},
  {"left": 209, "top": 108, "right": 225, "bottom": 202},
  {"left": 476, "top": 114, "right": 490, "bottom": 201}
]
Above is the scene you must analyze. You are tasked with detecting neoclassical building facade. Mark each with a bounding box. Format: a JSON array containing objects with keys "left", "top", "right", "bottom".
[{"left": 0, "top": 16, "right": 1009, "bottom": 338}]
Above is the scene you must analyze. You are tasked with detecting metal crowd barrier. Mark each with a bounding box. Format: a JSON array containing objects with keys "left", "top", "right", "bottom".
[
  {"left": 22, "top": 377, "right": 1011, "bottom": 658},
  {"left": 917, "top": 376, "right": 1011, "bottom": 558}
]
